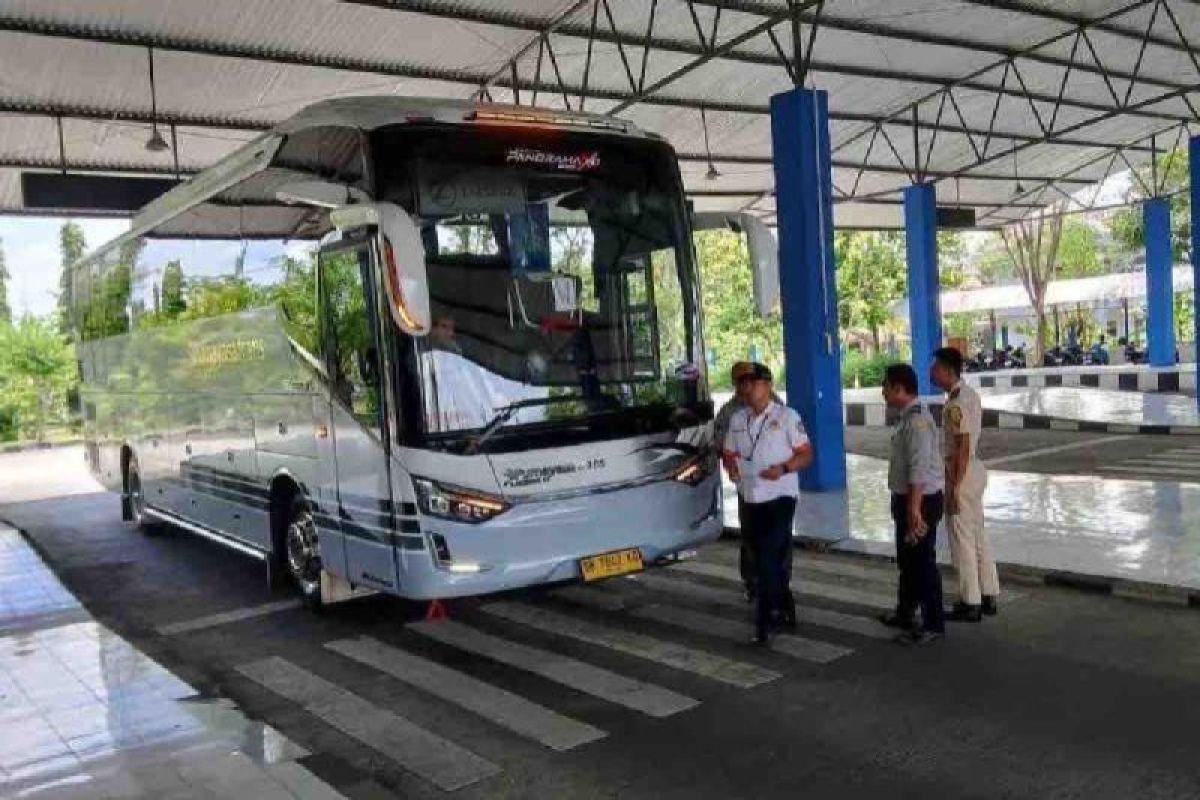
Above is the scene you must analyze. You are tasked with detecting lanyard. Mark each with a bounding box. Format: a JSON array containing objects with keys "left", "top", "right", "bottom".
[{"left": 742, "top": 407, "right": 772, "bottom": 462}]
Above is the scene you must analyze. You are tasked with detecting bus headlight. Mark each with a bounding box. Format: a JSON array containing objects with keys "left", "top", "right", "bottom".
[{"left": 413, "top": 478, "right": 511, "bottom": 524}]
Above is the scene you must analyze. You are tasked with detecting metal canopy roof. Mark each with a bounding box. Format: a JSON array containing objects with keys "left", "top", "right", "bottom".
[{"left": 0, "top": 0, "right": 1198, "bottom": 229}]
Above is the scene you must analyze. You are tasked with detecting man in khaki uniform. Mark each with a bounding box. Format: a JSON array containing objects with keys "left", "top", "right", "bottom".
[{"left": 931, "top": 347, "right": 999, "bottom": 622}]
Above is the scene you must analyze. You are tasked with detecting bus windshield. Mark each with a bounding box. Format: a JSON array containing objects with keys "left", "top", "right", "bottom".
[{"left": 374, "top": 125, "right": 708, "bottom": 452}]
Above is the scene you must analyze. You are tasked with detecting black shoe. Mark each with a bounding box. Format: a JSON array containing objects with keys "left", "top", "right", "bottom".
[
  {"left": 981, "top": 596, "right": 998, "bottom": 616},
  {"left": 744, "top": 588, "right": 757, "bottom": 604},
  {"left": 880, "top": 611, "right": 916, "bottom": 630},
  {"left": 909, "top": 629, "right": 944, "bottom": 646},
  {"left": 946, "top": 603, "right": 982, "bottom": 622},
  {"left": 751, "top": 630, "right": 770, "bottom": 646}
]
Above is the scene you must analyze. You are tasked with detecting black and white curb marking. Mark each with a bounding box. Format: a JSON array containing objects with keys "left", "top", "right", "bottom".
[
  {"left": 970, "top": 368, "right": 1195, "bottom": 394},
  {"left": 843, "top": 400, "right": 1200, "bottom": 435}
]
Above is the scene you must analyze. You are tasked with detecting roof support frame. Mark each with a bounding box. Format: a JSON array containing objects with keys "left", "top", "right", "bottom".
[{"left": 3, "top": 7, "right": 1194, "bottom": 135}]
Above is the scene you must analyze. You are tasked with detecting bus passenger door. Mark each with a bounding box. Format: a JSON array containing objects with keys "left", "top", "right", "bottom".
[{"left": 319, "top": 241, "right": 399, "bottom": 593}]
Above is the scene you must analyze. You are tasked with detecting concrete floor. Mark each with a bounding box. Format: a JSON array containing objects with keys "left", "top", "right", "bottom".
[{"left": 2, "top": 448, "right": 1200, "bottom": 798}]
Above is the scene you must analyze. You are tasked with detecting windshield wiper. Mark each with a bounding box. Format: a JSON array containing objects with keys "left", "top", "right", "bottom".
[{"left": 465, "top": 395, "right": 588, "bottom": 455}]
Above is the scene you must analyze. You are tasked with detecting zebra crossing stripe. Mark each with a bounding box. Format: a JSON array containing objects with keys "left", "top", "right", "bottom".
[
  {"left": 156, "top": 600, "right": 302, "bottom": 636},
  {"left": 409, "top": 619, "right": 698, "bottom": 718},
  {"left": 629, "top": 571, "right": 895, "bottom": 641},
  {"left": 482, "top": 601, "right": 780, "bottom": 688},
  {"left": 326, "top": 637, "right": 606, "bottom": 752},
  {"left": 674, "top": 561, "right": 895, "bottom": 609},
  {"left": 709, "top": 551, "right": 896, "bottom": 586},
  {"left": 236, "top": 656, "right": 499, "bottom": 791},
  {"left": 632, "top": 604, "right": 853, "bottom": 664}
]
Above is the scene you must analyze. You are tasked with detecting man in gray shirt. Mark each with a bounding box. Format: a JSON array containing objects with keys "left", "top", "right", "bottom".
[{"left": 880, "top": 363, "right": 946, "bottom": 645}]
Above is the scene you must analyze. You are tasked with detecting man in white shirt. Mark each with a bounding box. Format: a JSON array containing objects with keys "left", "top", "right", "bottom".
[
  {"left": 931, "top": 347, "right": 998, "bottom": 622},
  {"left": 722, "top": 363, "right": 813, "bottom": 645}
]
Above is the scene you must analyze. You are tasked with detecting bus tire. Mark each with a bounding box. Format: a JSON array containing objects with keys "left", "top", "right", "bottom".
[
  {"left": 281, "top": 494, "right": 323, "bottom": 612},
  {"left": 124, "top": 456, "right": 163, "bottom": 535}
]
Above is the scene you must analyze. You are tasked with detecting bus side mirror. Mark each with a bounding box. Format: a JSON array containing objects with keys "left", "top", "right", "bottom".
[
  {"left": 330, "top": 202, "right": 431, "bottom": 337},
  {"left": 692, "top": 211, "right": 779, "bottom": 317}
]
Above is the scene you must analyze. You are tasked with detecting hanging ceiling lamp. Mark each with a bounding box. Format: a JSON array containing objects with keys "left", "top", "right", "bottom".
[
  {"left": 701, "top": 106, "right": 720, "bottom": 180},
  {"left": 145, "top": 47, "right": 169, "bottom": 152},
  {"left": 1011, "top": 148, "right": 1024, "bottom": 197}
]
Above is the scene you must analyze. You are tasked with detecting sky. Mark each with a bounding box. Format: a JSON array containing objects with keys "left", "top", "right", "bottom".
[{"left": 0, "top": 216, "right": 129, "bottom": 319}]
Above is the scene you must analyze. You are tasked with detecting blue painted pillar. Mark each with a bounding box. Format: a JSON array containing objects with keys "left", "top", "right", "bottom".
[
  {"left": 904, "top": 182, "right": 942, "bottom": 394},
  {"left": 1144, "top": 197, "right": 1175, "bottom": 366},
  {"left": 769, "top": 87, "right": 845, "bottom": 491},
  {"left": 1190, "top": 136, "right": 1200, "bottom": 406}
]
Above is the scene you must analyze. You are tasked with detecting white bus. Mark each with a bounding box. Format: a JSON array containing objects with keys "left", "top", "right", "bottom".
[{"left": 71, "top": 97, "right": 725, "bottom": 608}]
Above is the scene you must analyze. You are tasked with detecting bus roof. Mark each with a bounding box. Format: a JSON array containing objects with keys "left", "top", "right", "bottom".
[{"left": 78, "top": 96, "right": 656, "bottom": 271}]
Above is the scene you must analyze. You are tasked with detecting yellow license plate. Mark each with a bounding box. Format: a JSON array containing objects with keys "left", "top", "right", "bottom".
[{"left": 579, "top": 548, "right": 644, "bottom": 582}]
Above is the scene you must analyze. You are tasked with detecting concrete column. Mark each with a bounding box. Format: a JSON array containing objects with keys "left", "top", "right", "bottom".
[
  {"left": 903, "top": 182, "right": 942, "bottom": 394},
  {"left": 769, "top": 87, "right": 845, "bottom": 491},
  {"left": 1190, "top": 136, "right": 1200, "bottom": 405},
  {"left": 1144, "top": 197, "right": 1175, "bottom": 367}
]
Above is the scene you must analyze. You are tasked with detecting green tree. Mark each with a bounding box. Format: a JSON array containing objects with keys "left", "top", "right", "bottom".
[
  {"left": 1056, "top": 218, "right": 1103, "bottom": 278},
  {"left": 161, "top": 260, "right": 186, "bottom": 315},
  {"left": 834, "top": 231, "right": 906, "bottom": 353},
  {"left": 694, "top": 230, "right": 782, "bottom": 388},
  {"left": 0, "top": 238, "right": 11, "bottom": 325},
  {"left": 1107, "top": 145, "right": 1189, "bottom": 259},
  {"left": 938, "top": 230, "right": 968, "bottom": 289},
  {"left": 1000, "top": 206, "right": 1067, "bottom": 365},
  {"left": 58, "top": 222, "right": 87, "bottom": 333},
  {"left": 0, "top": 316, "right": 76, "bottom": 442}
]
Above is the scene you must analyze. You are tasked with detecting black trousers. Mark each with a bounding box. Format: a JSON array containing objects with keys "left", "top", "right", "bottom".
[
  {"left": 738, "top": 494, "right": 794, "bottom": 595},
  {"left": 891, "top": 491, "right": 945, "bottom": 634},
  {"left": 743, "top": 496, "right": 798, "bottom": 636}
]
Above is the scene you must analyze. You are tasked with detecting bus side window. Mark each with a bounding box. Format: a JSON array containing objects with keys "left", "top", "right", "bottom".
[{"left": 320, "top": 248, "right": 382, "bottom": 432}]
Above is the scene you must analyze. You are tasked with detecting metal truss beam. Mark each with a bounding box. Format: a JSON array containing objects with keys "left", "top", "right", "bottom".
[
  {"left": 685, "top": 0, "right": 1197, "bottom": 109},
  {"left": 0, "top": 157, "right": 199, "bottom": 176},
  {"left": 1, "top": 7, "right": 1191, "bottom": 133},
  {"left": 0, "top": 145, "right": 1095, "bottom": 195},
  {"left": 0, "top": 82, "right": 1156, "bottom": 158},
  {"left": 973, "top": 121, "right": 1187, "bottom": 224},
  {"left": 688, "top": 188, "right": 1047, "bottom": 209},
  {"left": 953, "top": 0, "right": 1200, "bottom": 58},
  {"left": 674, "top": 152, "right": 1095, "bottom": 184}
]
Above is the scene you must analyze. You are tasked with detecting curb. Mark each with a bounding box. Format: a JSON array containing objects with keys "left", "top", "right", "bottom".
[
  {"left": 0, "top": 438, "right": 83, "bottom": 455},
  {"left": 970, "top": 367, "right": 1195, "bottom": 395},
  {"left": 791, "top": 535, "right": 1200, "bottom": 609},
  {"left": 842, "top": 401, "right": 1198, "bottom": 435}
]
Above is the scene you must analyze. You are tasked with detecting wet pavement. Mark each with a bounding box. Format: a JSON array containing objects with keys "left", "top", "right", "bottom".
[
  {"left": 982, "top": 387, "right": 1200, "bottom": 428},
  {"left": 0, "top": 522, "right": 345, "bottom": 799},
  {"left": 726, "top": 453, "right": 1200, "bottom": 592},
  {"left": 842, "top": 385, "right": 1200, "bottom": 430},
  {"left": 4, "top": 447, "right": 1200, "bottom": 798}
]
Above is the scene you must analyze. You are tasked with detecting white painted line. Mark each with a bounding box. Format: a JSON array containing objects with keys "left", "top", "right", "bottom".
[
  {"left": 1118, "top": 452, "right": 1200, "bottom": 463},
  {"left": 409, "top": 620, "right": 697, "bottom": 718},
  {"left": 481, "top": 602, "right": 779, "bottom": 689},
  {"left": 983, "top": 435, "right": 1136, "bottom": 468},
  {"left": 628, "top": 571, "right": 895, "bottom": 641},
  {"left": 632, "top": 604, "right": 852, "bottom": 664},
  {"left": 326, "top": 637, "right": 605, "bottom": 752},
  {"left": 157, "top": 600, "right": 302, "bottom": 636},
  {"left": 674, "top": 560, "right": 895, "bottom": 609},
  {"left": 709, "top": 551, "right": 897, "bottom": 586},
  {"left": 237, "top": 657, "right": 499, "bottom": 791}
]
